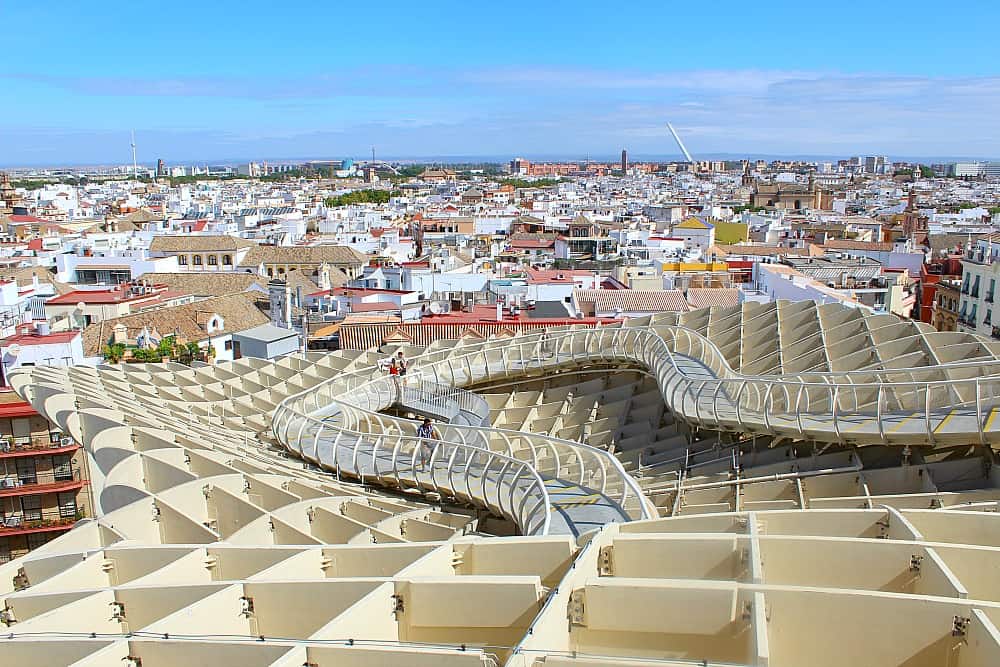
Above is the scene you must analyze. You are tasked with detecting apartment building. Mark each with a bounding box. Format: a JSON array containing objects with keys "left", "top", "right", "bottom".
[
  {"left": 0, "top": 394, "right": 91, "bottom": 563},
  {"left": 957, "top": 235, "right": 1000, "bottom": 338},
  {"left": 148, "top": 235, "right": 256, "bottom": 271},
  {"left": 932, "top": 278, "right": 961, "bottom": 332}
]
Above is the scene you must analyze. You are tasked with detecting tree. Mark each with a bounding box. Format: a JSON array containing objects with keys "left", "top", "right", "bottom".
[
  {"left": 131, "top": 348, "right": 161, "bottom": 363},
  {"left": 324, "top": 190, "right": 395, "bottom": 207},
  {"left": 498, "top": 177, "right": 563, "bottom": 189},
  {"left": 397, "top": 165, "right": 426, "bottom": 178},
  {"left": 103, "top": 343, "right": 126, "bottom": 363}
]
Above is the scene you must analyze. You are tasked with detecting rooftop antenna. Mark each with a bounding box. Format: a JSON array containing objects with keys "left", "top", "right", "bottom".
[
  {"left": 130, "top": 130, "right": 138, "bottom": 183},
  {"left": 666, "top": 122, "right": 695, "bottom": 164}
]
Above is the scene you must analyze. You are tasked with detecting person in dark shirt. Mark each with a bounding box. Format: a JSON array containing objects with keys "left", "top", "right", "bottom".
[{"left": 416, "top": 418, "right": 438, "bottom": 468}]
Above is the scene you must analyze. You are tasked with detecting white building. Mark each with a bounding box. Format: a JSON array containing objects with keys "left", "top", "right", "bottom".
[{"left": 958, "top": 235, "right": 1000, "bottom": 338}]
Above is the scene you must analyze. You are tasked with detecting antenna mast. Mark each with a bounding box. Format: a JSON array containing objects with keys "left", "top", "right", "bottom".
[{"left": 130, "top": 130, "right": 138, "bottom": 183}]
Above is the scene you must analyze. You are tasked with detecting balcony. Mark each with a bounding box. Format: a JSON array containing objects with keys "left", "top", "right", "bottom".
[
  {"left": 0, "top": 508, "right": 81, "bottom": 538},
  {"left": 966, "top": 249, "right": 987, "bottom": 264},
  {"left": 0, "top": 435, "right": 78, "bottom": 459},
  {"left": 0, "top": 468, "right": 84, "bottom": 498}
]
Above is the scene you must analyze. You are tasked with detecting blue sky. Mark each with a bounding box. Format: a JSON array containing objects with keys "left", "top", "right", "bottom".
[{"left": 3, "top": 1, "right": 1000, "bottom": 165}]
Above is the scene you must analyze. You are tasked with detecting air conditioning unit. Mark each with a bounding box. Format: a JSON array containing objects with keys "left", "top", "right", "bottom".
[{"left": 60, "top": 437, "right": 73, "bottom": 447}]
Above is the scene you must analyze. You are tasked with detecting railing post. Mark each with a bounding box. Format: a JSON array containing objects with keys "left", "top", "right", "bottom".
[
  {"left": 976, "top": 379, "right": 985, "bottom": 446},
  {"left": 876, "top": 384, "right": 886, "bottom": 444}
]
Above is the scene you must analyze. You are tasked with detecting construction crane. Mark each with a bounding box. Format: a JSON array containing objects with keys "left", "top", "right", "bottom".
[{"left": 666, "top": 122, "right": 695, "bottom": 164}]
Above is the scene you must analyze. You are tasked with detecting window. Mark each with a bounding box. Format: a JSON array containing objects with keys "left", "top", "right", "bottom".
[
  {"left": 20, "top": 495, "right": 41, "bottom": 522},
  {"left": 222, "top": 255, "right": 232, "bottom": 266},
  {"left": 26, "top": 532, "right": 52, "bottom": 550},
  {"left": 57, "top": 492, "right": 77, "bottom": 518},
  {"left": 208, "top": 255, "right": 218, "bottom": 266},
  {"left": 16, "top": 458, "right": 36, "bottom": 485},
  {"left": 224, "top": 340, "right": 233, "bottom": 351},
  {"left": 11, "top": 418, "right": 30, "bottom": 442},
  {"left": 193, "top": 255, "right": 203, "bottom": 266},
  {"left": 178, "top": 255, "right": 188, "bottom": 266},
  {"left": 52, "top": 454, "right": 72, "bottom": 481}
]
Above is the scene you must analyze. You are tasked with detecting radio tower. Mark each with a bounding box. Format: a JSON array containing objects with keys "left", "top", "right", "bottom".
[{"left": 130, "top": 130, "right": 139, "bottom": 183}]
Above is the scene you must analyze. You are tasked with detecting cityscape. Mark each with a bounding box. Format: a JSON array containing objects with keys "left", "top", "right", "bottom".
[{"left": 3, "top": 2, "right": 1000, "bottom": 667}]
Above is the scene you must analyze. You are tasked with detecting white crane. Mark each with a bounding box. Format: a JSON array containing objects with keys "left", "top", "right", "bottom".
[{"left": 666, "top": 122, "right": 695, "bottom": 164}]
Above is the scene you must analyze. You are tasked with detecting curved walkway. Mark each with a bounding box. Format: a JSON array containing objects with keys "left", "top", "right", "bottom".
[{"left": 273, "top": 324, "right": 1000, "bottom": 536}]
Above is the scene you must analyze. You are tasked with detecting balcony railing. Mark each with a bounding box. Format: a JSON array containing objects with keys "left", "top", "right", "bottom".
[
  {"left": 987, "top": 292, "right": 995, "bottom": 303},
  {"left": 0, "top": 435, "right": 74, "bottom": 456},
  {"left": 966, "top": 250, "right": 986, "bottom": 263},
  {"left": 0, "top": 508, "right": 81, "bottom": 535},
  {"left": 0, "top": 467, "right": 82, "bottom": 493}
]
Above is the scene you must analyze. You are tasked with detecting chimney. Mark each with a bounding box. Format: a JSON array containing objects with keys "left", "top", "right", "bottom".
[{"left": 496, "top": 302, "right": 502, "bottom": 322}]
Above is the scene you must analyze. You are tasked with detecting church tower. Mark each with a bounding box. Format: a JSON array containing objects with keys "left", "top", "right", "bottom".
[{"left": 0, "top": 172, "right": 19, "bottom": 216}]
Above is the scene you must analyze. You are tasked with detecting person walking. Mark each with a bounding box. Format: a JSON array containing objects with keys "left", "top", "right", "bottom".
[
  {"left": 388, "top": 357, "right": 399, "bottom": 376},
  {"left": 396, "top": 351, "right": 408, "bottom": 376},
  {"left": 416, "top": 418, "right": 439, "bottom": 469}
]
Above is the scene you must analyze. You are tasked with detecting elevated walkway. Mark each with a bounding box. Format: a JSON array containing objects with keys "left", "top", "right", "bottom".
[{"left": 274, "top": 324, "right": 1000, "bottom": 536}]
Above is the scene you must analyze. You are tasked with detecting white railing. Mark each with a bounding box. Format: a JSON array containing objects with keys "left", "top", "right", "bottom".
[
  {"left": 272, "top": 322, "right": 1000, "bottom": 535},
  {"left": 275, "top": 400, "right": 552, "bottom": 535},
  {"left": 396, "top": 325, "right": 1000, "bottom": 446}
]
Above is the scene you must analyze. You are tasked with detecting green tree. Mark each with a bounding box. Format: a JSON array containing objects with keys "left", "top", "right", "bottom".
[
  {"left": 131, "top": 348, "right": 162, "bottom": 363},
  {"left": 103, "top": 343, "right": 126, "bottom": 363},
  {"left": 498, "top": 177, "right": 563, "bottom": 189},
  {"left": 324, "top": 189, "right": 395, "bottom": 207}
]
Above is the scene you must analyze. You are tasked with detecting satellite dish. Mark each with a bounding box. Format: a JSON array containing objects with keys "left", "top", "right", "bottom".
[
  {"left": 7, "top": 344, "right": 21, "bottom": 358},
  {"left": 76, "top": 302, "right": 86, "bottom": 312},
  {"left": 429, "top": 302, "right": 442, "bottom": 315}
]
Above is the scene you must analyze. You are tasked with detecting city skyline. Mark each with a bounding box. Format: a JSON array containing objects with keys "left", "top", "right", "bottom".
[{"left": 5, "top": 1, "right": 1000, "bottom": 164}]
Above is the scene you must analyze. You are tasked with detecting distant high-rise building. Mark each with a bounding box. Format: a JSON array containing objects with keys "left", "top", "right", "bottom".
[
  {"left": 863, "top": 155, "right": 890, "bottom": 175},
  {"left": 620, "top": 149, "right": 628, "bottom": 172},
  {"left": 948, "top": 162, "right": 986, "bottom": 178},
  {"left": 156, "top": 159, "right": 166, "bottom": 177}
]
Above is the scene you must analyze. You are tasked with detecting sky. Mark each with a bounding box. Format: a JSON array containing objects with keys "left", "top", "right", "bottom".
[{"left": 3, "top": 0, "right": 1000, "bottom": 166}]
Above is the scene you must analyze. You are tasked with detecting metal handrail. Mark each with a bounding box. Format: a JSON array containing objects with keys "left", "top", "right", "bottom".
[
  {"left": 273, "top": 348, "right": 656, "bottom": 531},
  {"left": 273, "top": 402, "right": 552, "bottom": 535},
  {"left": 387, "top": 325, "right": 1000, "bottom": 442},
  {"left": 272, "top": 321, "right": 1000, "bottom": 537}
]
